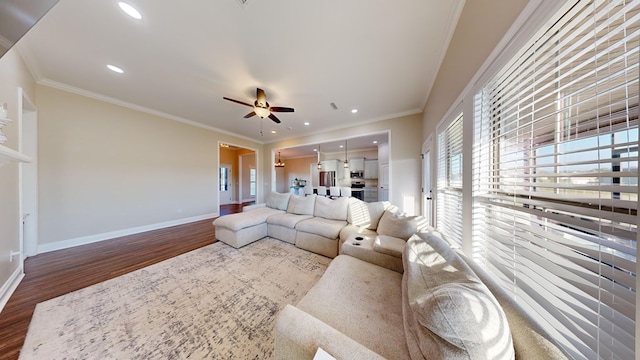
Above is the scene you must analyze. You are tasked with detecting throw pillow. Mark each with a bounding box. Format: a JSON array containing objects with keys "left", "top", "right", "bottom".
[
  {"left": 377, "top": 210, "right": 424, "bottom": 241},
  {"left": 349, "top": 201, "right": 389, "bottom": 230},
  {"left": 402, "top": 232, "right": 515, "bottom": 360},
  {"left": 287, "top": 194, "right": 316, "bottom": 215},
  {"left": 314, "top": 196, "right": 349, "bottom": 220},
  {"left": 266, "top": 192, "right": 291, "bottom": 211}
]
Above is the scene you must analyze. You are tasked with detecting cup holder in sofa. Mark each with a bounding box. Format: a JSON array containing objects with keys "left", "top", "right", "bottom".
[
  {"left": 354, "top": 236, "right": 364, "bottom": 241},
  {"left": 352, "top": 242, "right": 361, "bottom": 246}
]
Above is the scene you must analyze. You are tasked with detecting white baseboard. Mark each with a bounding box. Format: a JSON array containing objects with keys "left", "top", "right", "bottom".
[
  {"left": 0, "top": 266, "right": 24, "bottom": 314},
  {"left": 38, "top": 213, "right": 219, "bottom": 254}
]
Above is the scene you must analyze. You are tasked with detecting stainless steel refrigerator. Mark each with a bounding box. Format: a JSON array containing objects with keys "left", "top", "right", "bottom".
[{"left": 319, "top": 171, "right": 336, "bottom": 187}]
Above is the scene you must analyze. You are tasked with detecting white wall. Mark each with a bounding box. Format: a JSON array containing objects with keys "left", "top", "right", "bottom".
[{"left": 36, "top": 84, "right": 262, "bottom": 251}]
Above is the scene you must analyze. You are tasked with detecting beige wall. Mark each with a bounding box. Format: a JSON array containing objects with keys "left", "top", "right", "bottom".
[
  {"left": 265, "top": 113, "right": 422, "bottom": 213},
  {"left": 0, "top": 49, "right": 36, "bottom": 295},
  {"left": 422, "top": 0, "right": 528, "bottom": 138},
  {"left": 37, "top": 85, "right": 261, "bottom": 248}
]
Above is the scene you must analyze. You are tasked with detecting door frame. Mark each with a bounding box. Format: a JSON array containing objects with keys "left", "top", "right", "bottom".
[
  {"left": 18, "top": 87, "right": 38, "bottom": 260},
  {"left": 421, "top": 135, "right": 434, "bottom": 226},
  {"left": 217, "top": 141, "right": 259, "bottom": 214}
]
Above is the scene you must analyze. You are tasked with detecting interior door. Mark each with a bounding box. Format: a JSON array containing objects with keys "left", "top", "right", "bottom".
[
  {"left": 379, "top": 162, "right": 389, "bottom": 201},
  {"left": 219, "top": 163, "right": 233, "bottom": 205}
]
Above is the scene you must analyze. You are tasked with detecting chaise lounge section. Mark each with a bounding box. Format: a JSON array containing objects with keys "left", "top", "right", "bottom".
[{"left": 275, "top": 229, "right": 570, "bottom": 360}]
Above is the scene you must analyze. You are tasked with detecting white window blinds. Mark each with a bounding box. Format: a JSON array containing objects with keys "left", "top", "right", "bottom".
[
  {"left": 437, "top": 113, "right": 463, "bottom": 245},
  {"left": 472, "top": 1, "right": 638, "bottom": 359}
]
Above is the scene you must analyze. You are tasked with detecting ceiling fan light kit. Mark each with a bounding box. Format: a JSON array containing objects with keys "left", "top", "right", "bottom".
[{"left": 223, "top": 88, "right": 294, "bottom": 127}]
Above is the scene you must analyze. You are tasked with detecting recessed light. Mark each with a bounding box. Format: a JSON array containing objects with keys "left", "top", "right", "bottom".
[
  {"left": 339, "top": 145, "right": 344, "bottom": 148},
  {"left": 107, "top": 64, "right": 124, "bottom": 73},
  {"left": 271, "top": 130, "right": 277, "bottom": 134},
  {"left": 351, "top": 109, "right": 358, "bottom": 113},
  {"left": 373, "top": 140, "right": 378, "bottom": 144},
  {"left": 304, "top": 122, "right": 310, "bottom": 126},
  {"left": 118, "top": 2, "right": 142, "bottom": 19}
]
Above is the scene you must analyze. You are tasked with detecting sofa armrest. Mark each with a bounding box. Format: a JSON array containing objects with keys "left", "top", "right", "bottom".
[
  {"left": 243, "top": 203, "right": 266, "bottom": 212},
  {"left": 275, "top": 305, "right": 385, "bottom": 360}
]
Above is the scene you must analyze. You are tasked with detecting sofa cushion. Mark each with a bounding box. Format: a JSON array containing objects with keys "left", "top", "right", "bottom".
[
  {"left": 212, "top": 207, "right": 284, "bottom": 231},
  {"left": 287, "top": 194, "right": 316, "bottom": 215},
  {"left": 377, "top": 210, "right": 425, "bottom": 241},
  {"left": 296, "top": 217, "right": 347, "bottom": 239},
  {"left": 296, "top": 255, "right": 409, "bottom": 359},
  {"left": 373, "top": 235, "right": 407, "bottom": 258},
  {"left": 347, "top": 198, "right": 389, "bottom": 230},
  {"left": 314, "top": 196, "right": 348, "bottom": 220},
  {"left": 267, "top": 212, "right": 313, "bottom": 228},
  {"left": 402, "top": 232, "right": 514, "bottom": 360},
  {"left": 267, "top": 192, "right": 291, "bottom": 211}
]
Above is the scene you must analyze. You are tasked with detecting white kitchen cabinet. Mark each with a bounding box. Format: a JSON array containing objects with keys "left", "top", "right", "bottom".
[
  {"left": 320, "top": 159, "right": 344, "bottom": 180},
  {"left": 364, "top": 159, "right": 378, "bottom": 179},
  {"left": 349, "top": 157, "right": 365, "bottom": 172},
  {"left": 363, "top": 187, "right": 378, "bottom": 202},
  {"left": 321, "top": 159, "right": 338, "bottom": 172}
]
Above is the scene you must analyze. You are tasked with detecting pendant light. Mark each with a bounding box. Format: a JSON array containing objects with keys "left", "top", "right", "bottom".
[
  {"left": 317, "top": 144, "right": 322, "bottom": 170},
  {"left": 343, "top": 140, "right": 349, "bottom": 168},
  {"left": 275, "top": 151, "right": 285, "bottom": 168}
]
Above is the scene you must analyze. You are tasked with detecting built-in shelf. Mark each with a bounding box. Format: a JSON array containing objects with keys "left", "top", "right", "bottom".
[{"left": 0, "top": 143, "right": 31, "bottom": 165}]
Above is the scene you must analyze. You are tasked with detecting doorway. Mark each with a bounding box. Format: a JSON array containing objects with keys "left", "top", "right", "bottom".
[{"left": 218, "top": 142, "right": 257, "bottom": 213}]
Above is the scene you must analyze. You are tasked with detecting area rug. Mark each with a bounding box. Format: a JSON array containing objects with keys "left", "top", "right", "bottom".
[{"left": 19, "top": 238, "right": 331, "bottom": 359}]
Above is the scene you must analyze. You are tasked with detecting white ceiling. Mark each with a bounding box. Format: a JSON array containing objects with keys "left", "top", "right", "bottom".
[{"left": 16, "top": 0, "right": 463, "bottom": 149}]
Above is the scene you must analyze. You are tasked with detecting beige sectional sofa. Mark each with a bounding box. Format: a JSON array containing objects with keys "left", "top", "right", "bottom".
[
  {"left": 213, "top": 192, "right": 420, "bottom": 260},
  {"left": 212, "top": 192, "right": 568, "bottom": 359}
]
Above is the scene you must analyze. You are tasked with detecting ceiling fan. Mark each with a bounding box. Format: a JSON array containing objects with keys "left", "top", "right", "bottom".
[{"left": 223, "top": 88, "right": 294, "bottom": 124}]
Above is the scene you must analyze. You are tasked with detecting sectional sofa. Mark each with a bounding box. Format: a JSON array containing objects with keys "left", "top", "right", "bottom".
[
  {"left": 212, "top": 192, "right": 568, "bottom": 359},
  {"left": 213, "top": 192, "right": 424, "bottom": 265}
]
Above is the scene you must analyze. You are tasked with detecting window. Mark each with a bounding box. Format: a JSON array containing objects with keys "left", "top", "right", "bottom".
[
  {"left": 250, "top": 168, "right": 256, "bottom": 197},
  {"left": 437, "top": 112, "right": 464, "bottom": 245},
  {"left": 219, "top": 167, "right": 229, "bottom": 192},
  {"left": 473, "top": 1, "right": 638, "bottom": 359}
]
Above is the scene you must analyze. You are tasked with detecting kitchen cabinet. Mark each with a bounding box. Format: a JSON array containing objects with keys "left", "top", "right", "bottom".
[
  {"left": 363, "top": 187, "right": 378, "bottom": 202},
  {"left": 321, "top": 159, "right": 338, "bottom": 172},
  {"left": 364, "top": 159, "right": 378, "bottom": 179},
  {"left": 320, "top": 159, "right": 344, "bottom": 180},
  {"left": 349, "top": 157, "right": 365, "bottom": 172}
]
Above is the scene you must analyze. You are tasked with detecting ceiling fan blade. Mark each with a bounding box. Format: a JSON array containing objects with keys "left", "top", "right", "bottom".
[
  {"left": 256, "top": 88, "right": 267, "bottom": 106},
  {"left": 270, "top": 106, "right": 294, "bottom": 113},
  {"left": 268, "top": 113, "right": 281, "bottom": 124},
  {"left": 223, "top": 97, "right": 253, "bottom": 107},
  {"left": 244, "top": 111, "right": 256, "bottom": 118}
]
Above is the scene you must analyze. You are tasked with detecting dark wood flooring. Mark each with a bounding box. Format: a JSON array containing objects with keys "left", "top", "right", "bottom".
[{"left": 0, "top": 203, "right": 248, "bottom": 360}]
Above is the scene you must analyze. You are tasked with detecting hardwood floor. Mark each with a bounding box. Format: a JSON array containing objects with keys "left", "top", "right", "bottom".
[{"left": 0, "top": 203, "right": 248, "bottom": 360}]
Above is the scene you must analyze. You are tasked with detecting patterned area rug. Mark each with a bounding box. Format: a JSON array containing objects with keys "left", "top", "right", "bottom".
[{"left": 19, "top": 238, "right": 331, "bottom": 359}]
